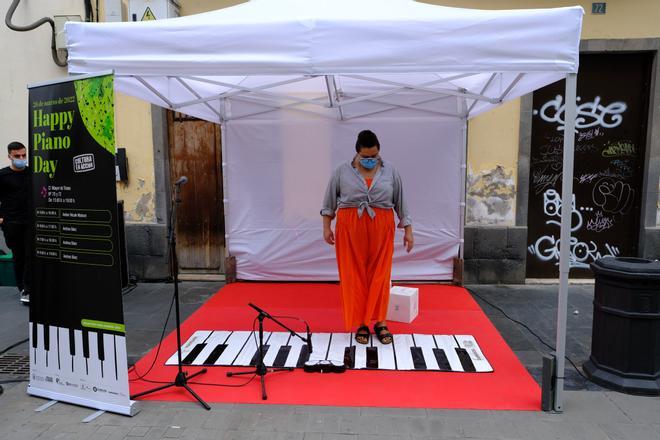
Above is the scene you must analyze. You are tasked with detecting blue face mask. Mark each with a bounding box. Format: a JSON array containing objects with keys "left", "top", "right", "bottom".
[
  {"left": 359, "top": 157, "right": 378, "bottom": 170},
  {"left": 11, "top": 158, "right": 27, "bottom": 170}
]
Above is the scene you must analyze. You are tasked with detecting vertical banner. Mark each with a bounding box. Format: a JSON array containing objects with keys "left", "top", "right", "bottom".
[{"left": 27, "top": 73, "right": 139, "bottom": 416}]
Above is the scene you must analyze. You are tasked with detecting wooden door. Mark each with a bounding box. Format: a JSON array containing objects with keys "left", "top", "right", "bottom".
[
  {"left": 167, "top": 111, "right": 225, "bottom": 273},
  {"left": 526, "top": 53, "right": 652, "bottom": 278}
]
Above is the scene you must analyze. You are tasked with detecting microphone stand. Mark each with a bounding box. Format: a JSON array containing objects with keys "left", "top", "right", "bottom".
[
  {"left": 130, "top": 177, "right": 210, "bottom": 410},
  {"left": 226, "top": 303, "right": 311, "bottom": 400}
]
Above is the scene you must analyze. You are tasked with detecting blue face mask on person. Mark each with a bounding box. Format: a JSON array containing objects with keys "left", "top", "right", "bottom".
[
  {"left": 360, "top": 157, "right": 378, "bottom": 170},
  {"left": 11, "top": 158, "right": 27, "bottom": 170}
]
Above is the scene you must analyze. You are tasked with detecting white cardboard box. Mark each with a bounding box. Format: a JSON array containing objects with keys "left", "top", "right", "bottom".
[{"left": 387, "top": 286, "right": 419, "bottom": 323}]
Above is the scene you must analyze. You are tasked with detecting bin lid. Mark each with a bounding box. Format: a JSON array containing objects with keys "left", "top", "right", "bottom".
[
  {"left": 0, "top": 252, "right": 13, "bottom": 260},
  {"left": 591, "top": 257, "right": 660, "bottom": 278}
]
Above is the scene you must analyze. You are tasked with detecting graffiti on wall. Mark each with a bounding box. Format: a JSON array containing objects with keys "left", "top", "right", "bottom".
[
  {"left": 527, "top": 189, "right": 620, "bottom": 268},
  {"left": 527, "top": 53, "right": 651, "bottom": 278},
  {"left": 532, "top": 95, "right": 627, "bottom": 132}
]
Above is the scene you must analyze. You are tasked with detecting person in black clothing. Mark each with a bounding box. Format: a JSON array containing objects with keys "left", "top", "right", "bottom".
[{"left": 0, "top": 141, "right": 31, "bottom": 304}]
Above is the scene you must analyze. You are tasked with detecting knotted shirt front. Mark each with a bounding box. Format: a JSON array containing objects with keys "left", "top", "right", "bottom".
[{"left": 320, "top": 158, "right": 411, "bottom": 228}]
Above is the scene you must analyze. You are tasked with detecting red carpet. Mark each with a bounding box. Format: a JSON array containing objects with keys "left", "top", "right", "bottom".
[{"left": 129, "top": 283, "right": 541, "bottom": 410}]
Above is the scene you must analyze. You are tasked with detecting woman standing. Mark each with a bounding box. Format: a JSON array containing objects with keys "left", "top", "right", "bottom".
[{"left": 321, "top": 130, "right": 413, "bottom": 345}]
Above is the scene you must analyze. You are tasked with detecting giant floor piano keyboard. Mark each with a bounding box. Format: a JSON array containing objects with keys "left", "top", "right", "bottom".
[{"left": 166, "top": 331, "right": 493, "bottom": 372}]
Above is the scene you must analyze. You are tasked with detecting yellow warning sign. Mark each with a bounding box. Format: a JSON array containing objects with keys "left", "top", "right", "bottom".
[{"left": 141, "top": 7, "right": 157, "bottom": 21}]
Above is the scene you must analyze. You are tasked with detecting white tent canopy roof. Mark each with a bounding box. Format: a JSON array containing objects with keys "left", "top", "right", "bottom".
[{"left": 66, "top": 0, "right": 584, "bottom": 122}]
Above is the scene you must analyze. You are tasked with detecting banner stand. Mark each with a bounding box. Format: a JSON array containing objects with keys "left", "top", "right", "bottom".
[{"left": 27, "top": 72, "right": 139, "bottom": 417}]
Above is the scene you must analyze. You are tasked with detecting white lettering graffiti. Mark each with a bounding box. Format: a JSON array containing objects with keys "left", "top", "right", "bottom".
[
  {"left": 586, "top": 211, "right": 615, "bottom": 233},
  {"left": 528, "top": 189, "right": 619, "bottom": 268},
  {"left": 528, "top": 236, "right": 620, "bottom": 268},
  {"left": 533, "top": 95, "right": 627, "bottom": 132},
  {"left": 592, "top": 177, "right": 635, "bottom": 215},
  {"left": 542, "top": 189, "right": 582, "bottom": 232}
]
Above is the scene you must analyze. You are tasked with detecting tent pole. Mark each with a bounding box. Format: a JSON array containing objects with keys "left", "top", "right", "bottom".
[
  {"left": 459, "top": 96, "right": 468, "bottom": 260},
  {"left": 220, "top": 119, "right": 231, "bottom": 269},
  {"left": 554, "top": 72, "right": 577, "bottom": 412}
]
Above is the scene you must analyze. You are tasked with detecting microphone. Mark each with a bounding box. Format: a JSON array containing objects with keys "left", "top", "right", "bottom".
[{"left": 174, "top": 176, "right": 188, "bottom": 186}]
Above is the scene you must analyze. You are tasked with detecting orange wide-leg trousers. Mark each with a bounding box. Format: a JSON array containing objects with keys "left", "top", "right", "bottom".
[{"left": 335, "top": 207, "right": 395, "bottom": 330}]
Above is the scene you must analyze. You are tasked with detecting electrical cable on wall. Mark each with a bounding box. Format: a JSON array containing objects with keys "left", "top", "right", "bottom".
[{"left": 5, "top": 0, "right": 68, "bottom": 67}]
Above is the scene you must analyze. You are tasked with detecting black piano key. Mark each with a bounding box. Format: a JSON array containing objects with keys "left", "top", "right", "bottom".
[
  {"left": 202, "top": 344, "right": 228, "bottom": 365},
  {"left": 433, "top": 348, "right": 452, "bottom": 371},
  {"left": 455, "top": 347, "right": 476, "bottom": 372},
  {"left": 272, "top": 346, "right": 291, "bottom": 367},
  {"left": 182, "top": 343, "right": 207, "bottom": 365},
  {"left": 82, "top": 329, "right": 90, "bottom": 359},
  {"left": 410, "top": 347, "right": 427, "bottom": 370},
  {"left": 56, "top": 328, "right": 61, "bottom": 370},
  {"left": 296, "top": 345, "right": 310, "bottom": 367},
  {"left": 98, "top": 332, "right": 105, "bottom": 361},
  {"left": 43, "top": 326, "right": 50, "bottom": 367},
  {"left": 69, "top": 329, "right": 76, "bottom": 356},
  {"left": 32, "top": 323, "right": 38, "bottom": 349},
  {"left": 249, "top": 345, "right": 270, "bottom": 366},
  {"left": 113, "top": 336, "right": 118, "bottom": 381},
  {"left": 344, "top": 346, "right": 355, "bottom": 369},
  {"left": 81, "top": 330, "right": 90, "bottom": 374},
  {"left": 44, "top": 326, "right": 50, "bottom": 351},
  {"left": 366, "top": 347, "right": 378, "bottom": 369}
]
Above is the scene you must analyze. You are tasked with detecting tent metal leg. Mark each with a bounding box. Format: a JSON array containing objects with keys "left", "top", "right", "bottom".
[{"left": 554, "top": 72, "right": 577, "bottom": 412}]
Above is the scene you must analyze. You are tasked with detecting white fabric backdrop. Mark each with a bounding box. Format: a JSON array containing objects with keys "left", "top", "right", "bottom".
[{"left": 225, "top": 111, "right": 462, "bottom": 280}]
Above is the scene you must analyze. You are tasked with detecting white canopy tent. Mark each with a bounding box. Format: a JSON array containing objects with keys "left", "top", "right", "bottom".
[{"left": 65, "top": 0, "right": 583, "bottom": 410}]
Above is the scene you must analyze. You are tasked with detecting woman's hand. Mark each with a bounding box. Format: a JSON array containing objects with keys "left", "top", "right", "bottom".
[
  {"left": 322, "top": 215, "right": 335, "bottom": 245},
  {"left": 323, "top": 226, "right": 335, "bottom": 245},
  {"left": 403, "top": 226, "right": 414, "bottom": 253}
]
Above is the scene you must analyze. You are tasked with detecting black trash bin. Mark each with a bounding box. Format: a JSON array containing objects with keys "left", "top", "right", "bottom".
[{"left": 584, "top": 257, "right": 660, "bottom": 395}]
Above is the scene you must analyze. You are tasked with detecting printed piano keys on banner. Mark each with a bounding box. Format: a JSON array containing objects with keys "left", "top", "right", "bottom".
[{"left": 29, "top": 322, "right": 129, "bottom": 398}]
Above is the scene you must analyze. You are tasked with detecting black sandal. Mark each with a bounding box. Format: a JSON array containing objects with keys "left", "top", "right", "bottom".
[
  {"left": 355, "top": 325, "right": 370, "bottom": 345},
  {"left": 374, "top": 323, "right": 393, "bottom": 345}
]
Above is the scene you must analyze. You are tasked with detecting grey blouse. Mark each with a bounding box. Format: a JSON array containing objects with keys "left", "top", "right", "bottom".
[{"left": 320, "top": 157, "right": 412, "bottom": 228}]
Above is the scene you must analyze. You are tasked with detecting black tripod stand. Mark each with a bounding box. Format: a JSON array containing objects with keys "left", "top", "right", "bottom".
[
  {"left": 130, "top": 176, "right": 210, "bottom": 410},
  {"left": 226, "top": 303, "right": 311, "bottom": 400}
]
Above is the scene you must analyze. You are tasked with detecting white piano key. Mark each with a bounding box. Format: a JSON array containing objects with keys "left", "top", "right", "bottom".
[
  {"left": 353, "top": 334, "right": 368, "bottom": 369},
  {"left": 373, "top": 335, "right": 396, "bottom": 370},
  {"left": 28, "top": 322, "right": 35, "bottom": 365},
  {"left": 308, "top": 332, "right": 331, "bottom": 362},
  {"left": 434, "top": 335, "right": 463, "bottom": 372},
  {"left": 87, "top": 331, "right": 103, "bottom": 381},
  {"left": 327, "top": 333, "right": 351, "bottom": 364},
  {"left": 392, "top": 334, "right": 415, "bottom": 370},
  {"left": 35, "top": 323, "right": 47, "bottom": 371},
  {"left": 233, "top": 332, "right": 271, "bottom": 366},
  {"left": 165, "top": 330, "right": 212, "bottom": 365},
  {"left": 189, "top": 331, "right": 231, "bottom": 365},
  {"left": 261, "top": 332, "right": 290, "bottom": 367},
  {"left": 413, "top": 334, "right": 440, "bottom": 370},
  {"left": 455, "top": 335, "right": 492, "bottom": 372},
  {"left": 216, "top": 331, "right": 252, "bottom": 365},
  {"left": 283, "top": 334, "right": 306, "bottom": 367},
  {"left": 47, "top": 325, "right": 58, "bottom": 369},
  {"left": 114, "top": 335, "right": 130, "bottom": 389},
  {"left": 73, "top": 329, "right": 88, "bottom": 375},
  {"left": 102, "top": 332, "right": 117, "bottom": 380},
  {"left": 58, "top": 326, "right": 73, "bottom": 373}
]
